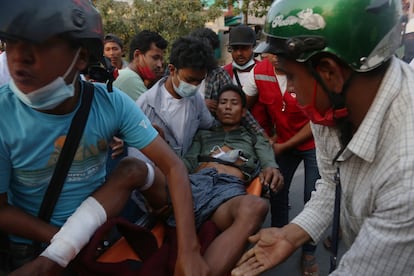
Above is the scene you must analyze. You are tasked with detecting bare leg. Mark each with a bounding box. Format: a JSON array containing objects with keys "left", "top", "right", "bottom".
[
  {"left": 93, "top": 157, "right": 167, "bottom": 218},
  {"left": 203, "top": 195, "right": 268, "bottom": 276}
]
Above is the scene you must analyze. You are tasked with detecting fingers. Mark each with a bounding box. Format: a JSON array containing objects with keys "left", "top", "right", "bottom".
[
  {"left": 262, "top": 168, "right": 283, "bottom": 193},
  {"left": 111, "top": 148, "right": 124, "bottom": 159},
  {"left": 110, "top": 136, "right": 124, "bottom": 149},
  {"left": 236, "top": 247, "right": 255, "bottom": 266},
  {"left": 232, "top": 252, "right": 265, "bottom": 276},
  {"left": 268, "top": 169, "right": 283, "bottom": 193},
  {"left": 110, "top": 136, "right": 124, "bottom": 159}
]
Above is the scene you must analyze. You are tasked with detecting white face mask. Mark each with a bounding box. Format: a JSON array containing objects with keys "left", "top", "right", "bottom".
[
  {"left": 172, "top": 74, "right": 200, "bottom": 98},
  {"left": 211, "top": 145, "right": 248, "bottom": 163},
  {"left": 232, "top": 58, "right": 255, "bottom": 71},
  {"left": 10, "top": 48, "right": 81, "bottom": 110}
]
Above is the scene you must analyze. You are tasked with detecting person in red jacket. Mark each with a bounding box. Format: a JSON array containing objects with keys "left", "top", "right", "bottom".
[{"left": 243, "top": 42, "right": 320, "bottom": 276}]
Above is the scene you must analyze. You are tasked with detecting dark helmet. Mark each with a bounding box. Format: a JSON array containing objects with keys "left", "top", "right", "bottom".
[
  {"left": 229, "top": 24, "right": 256, "bottom": 46},
  {"left": 263, "top": 0, "right": 404, "bottom": 72},
  {"left": 0, "top": 0, "right": 104, "bottom": 60}
]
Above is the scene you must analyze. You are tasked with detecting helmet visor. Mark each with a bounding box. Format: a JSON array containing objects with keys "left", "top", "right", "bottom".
[{"left": 264, "top": 36, "right": 326, "bottom": 61}]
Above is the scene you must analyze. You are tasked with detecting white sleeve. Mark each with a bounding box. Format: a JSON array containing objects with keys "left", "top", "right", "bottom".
[
  {"left": 242, "top": 69, "right": 258, "bottom": 97},
  {"left": 409, "top": 58, "right": 414, "bottom": 69}
]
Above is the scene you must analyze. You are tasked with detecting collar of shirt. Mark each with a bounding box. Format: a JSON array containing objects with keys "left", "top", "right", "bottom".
[{"left": 342, "top": 57, "right": 402, "bottom": 163}]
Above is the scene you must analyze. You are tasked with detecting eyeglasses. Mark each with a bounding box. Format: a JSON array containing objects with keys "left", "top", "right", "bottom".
[{"left": 227, "top": 45, "right": 252, "bottom": 53}]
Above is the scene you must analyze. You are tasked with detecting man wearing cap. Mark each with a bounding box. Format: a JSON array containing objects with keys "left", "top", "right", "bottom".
[
  {"left": 222, "top": 25, "right": 267, "bottom": 137},
  {"left": 104, "top": 33, "right": 128, "bottom": 70},
  {"left": 223, "top": 24, "right": 259, "bottom": 89}
]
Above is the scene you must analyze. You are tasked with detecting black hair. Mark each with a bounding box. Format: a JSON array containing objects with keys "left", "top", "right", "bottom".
[
  {"left": 189, "top": 27, "right": 219, "bottom": 49},
  {"left": 217, "top": 84, "right": 247, "bottom": 107},
  {"left": 129, "top": 30, "right": 168, "bottom": 61},
  {"left": 169, "top": 36, "right": 216, "bottom": 71}
]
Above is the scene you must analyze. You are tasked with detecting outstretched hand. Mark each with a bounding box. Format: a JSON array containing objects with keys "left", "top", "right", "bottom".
[{"left": 231, "top": 227, "right": 296, "bottom": 276}]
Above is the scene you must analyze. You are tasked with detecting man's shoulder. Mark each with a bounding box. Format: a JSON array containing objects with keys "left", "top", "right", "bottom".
[
  {"left": 223, "top": 63, "right": 233, "bottom": 75},
  {"left": 90, "top": 82, "right": 131, "bottom": 105},
  {"left": 136, "top": 77, "right": 166, "bottom": 106},
  {"left": 223, "top": 63, "right": 232, "bottom": 70},
  {"left": 0, "top": 84, "right": 14, "bottom": 103},
  {"left": 115, "top": 67, "right": 142, "bottom": 83},
  {"left": 254, "top": 58, "right": 272, "bottom": 72},
  {"left": 210, "top": 66, "right": 229, "bottom": 75}
]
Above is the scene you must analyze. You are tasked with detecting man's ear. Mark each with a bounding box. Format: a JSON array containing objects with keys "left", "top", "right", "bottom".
[
  {"left": 133, "top": 49, "right": 142, "bottom": 60},
  {"left": 315, "top": 57, "right": 347, "bottom": 94},
  {"left": 167, "top": 64, "right": 175, "bottom": 75},
  {"left": 76, "top": 48, "right": 90, "bottom": 71}
]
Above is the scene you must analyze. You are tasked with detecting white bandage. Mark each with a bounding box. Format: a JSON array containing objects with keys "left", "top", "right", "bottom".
[
  {"left": 139, "top": 162, "right": 155, "bottom": 191},
  {"left": 40, "top": 197, "right": 107, "bottom": 267}
]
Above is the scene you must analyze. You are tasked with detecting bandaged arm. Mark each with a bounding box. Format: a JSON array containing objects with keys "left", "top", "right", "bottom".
[{"left": 40, "top": 197, "right": 107, "bottom": 267}]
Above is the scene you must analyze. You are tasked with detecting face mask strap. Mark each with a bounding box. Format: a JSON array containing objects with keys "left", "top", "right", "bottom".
[
  {"left": 62, "top": 48, "right": 81, "bottom": 82},
  {"left": 306, "top": 60, "right": 354, "bottom": 151}
]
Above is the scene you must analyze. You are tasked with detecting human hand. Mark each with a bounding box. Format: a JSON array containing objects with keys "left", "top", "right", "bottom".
[
  {"left": 109, "top": 136, "right": 124, "bottom": 159},
  {"left": 205, "top": 99, "right": 218, "bottom": 114},
  {"left": 231, "top": 228, "right": 296, "bottom": 276},
  {"left": 9, "top": 256, "right": 63, "bottom": 276},
  {"left": 259, "top": 167, "right": 284, "bottom": 193},
  {"left": 174, "top": 252, "right": 211, "bottom": 276}
]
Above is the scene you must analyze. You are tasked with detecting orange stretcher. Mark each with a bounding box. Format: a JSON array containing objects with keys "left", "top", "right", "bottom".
[{"left": 97, "top": 177, "right": 263, "bottom": 263}]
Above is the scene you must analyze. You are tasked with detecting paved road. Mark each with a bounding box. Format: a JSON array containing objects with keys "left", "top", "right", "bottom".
[{"left": 255, "top": 163, "right": 346, "bottom": 276}]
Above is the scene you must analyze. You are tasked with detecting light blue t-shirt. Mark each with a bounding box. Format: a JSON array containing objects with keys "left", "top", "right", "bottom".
[{"left": 0, "top": 82, "right": 157, "bottom": 243}]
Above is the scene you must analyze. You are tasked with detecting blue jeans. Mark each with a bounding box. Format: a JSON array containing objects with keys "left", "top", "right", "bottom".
[{"left": 270, "top": 148, "right": 320, "bottom": 254}]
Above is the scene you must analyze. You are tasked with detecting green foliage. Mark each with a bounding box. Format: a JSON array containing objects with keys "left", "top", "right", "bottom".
[
  {"left": 211, "top": 0, "right": 273, "bottom": 24},
  {"left": 93, "top": 0, "right": 222, "bottom": 61}
]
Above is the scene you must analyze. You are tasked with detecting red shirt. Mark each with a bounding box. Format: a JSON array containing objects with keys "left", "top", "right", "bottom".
[{"left": 251, "top": 58, "right": 315, "bottom": 151}]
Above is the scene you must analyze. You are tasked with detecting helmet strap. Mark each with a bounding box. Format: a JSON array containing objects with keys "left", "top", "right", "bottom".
[{"left": 306, "top": 60, "right": 355, "bottom": 161}]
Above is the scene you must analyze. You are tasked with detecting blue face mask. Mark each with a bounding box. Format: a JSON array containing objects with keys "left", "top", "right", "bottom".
[
  {"left": 232, "top": 58, "right": 255, "bottom": 71},
  {"left": 172, "top": 74, "right": 200, "bottom": 98},
  {"left": 10, "top": 48, "right": 81, "bottom": 110}
]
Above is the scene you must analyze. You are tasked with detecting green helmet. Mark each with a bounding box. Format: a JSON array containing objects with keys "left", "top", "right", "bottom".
[{"left": 263, "top": 0, "right": 404, "bottom": 72}]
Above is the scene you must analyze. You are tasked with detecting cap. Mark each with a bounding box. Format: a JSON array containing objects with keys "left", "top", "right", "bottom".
[
  {"left": 104, "top": 33, "right": 124, "bottom": 49},
  {"left": 229, "top": 25, "right": 256, "bottom": 46}
]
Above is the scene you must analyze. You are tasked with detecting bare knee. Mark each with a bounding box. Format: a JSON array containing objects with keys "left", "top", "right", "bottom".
[
  {"left": 238, "top": 195, "right": 268, "bottom": 226},
  {"left": 109, "top": 156, "right": 148, "bottom": 190}
]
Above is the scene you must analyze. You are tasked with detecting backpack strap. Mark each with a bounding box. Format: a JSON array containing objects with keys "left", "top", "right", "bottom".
[{"left": 37, "top": 81, "right": 95, "bottom": 223}]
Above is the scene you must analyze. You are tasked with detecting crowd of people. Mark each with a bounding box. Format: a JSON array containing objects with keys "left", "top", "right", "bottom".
[{"left": 0, "top": 0, "right": 413, "bottom": 275}]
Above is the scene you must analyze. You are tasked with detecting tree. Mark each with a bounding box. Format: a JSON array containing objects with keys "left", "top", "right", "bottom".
[
  {"left": 92, "top": 0, "right": 136, "bottom": 46},
  {"left": 212, "top": 0, "right": 273, "bottom": 25},
  {"left": 92, "top": 0, "right": 222, "bottom": 60}
]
